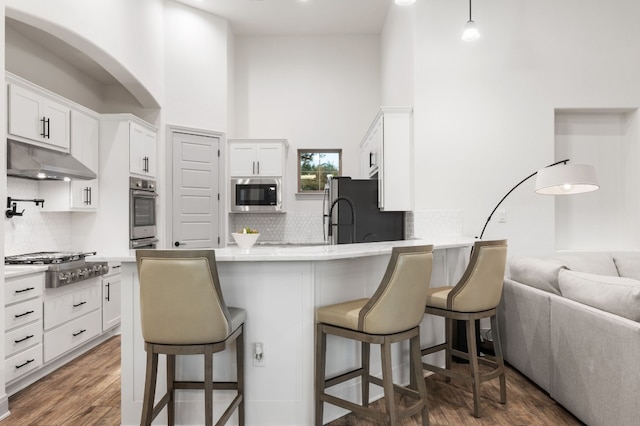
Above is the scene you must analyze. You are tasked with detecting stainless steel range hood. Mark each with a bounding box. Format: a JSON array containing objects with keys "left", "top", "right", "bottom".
[{"left": 7, "top": 139, "right": 97, "bottom": 181}]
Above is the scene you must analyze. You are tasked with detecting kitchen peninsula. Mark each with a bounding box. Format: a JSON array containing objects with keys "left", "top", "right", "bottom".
[{"left": 113, "top": 239, "right": 474, "bottom": 425}]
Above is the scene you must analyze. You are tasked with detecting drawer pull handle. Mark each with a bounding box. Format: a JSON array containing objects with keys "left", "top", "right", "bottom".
[
  {"left": 16, "top": 359, "right": 35, "bottom": 369},
  {"left": 15, "top": 287, "right": 35, "bottom": 294},
  {"left": 73, "top": 329, "right": 87, "bottom": 337},
  {"left": 73, "top": 301, "right": 87, "bottom": 308},
  {"left": 15, "top": 310, "right": 34, "bottom": 318},
  {"left": 14, "top": 335, "right": 34, "bottom": 343}
]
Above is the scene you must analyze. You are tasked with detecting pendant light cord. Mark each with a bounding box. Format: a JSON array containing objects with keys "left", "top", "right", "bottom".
[{"left": 469, "top": 0, "right": 473, "bottom": 21}]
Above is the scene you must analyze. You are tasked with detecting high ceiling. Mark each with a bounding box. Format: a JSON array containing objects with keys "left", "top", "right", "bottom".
[{"left": 174, "top": 0, "right": 393, "bottom": 36}]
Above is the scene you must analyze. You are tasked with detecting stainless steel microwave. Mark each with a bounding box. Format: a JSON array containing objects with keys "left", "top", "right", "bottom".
[{"left": 231, "top": 178, "right": 282, "bottom": 213}]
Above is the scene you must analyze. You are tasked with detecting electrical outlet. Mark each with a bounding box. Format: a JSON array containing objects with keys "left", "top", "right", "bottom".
[
  {"left": 497, "top": 209, "right": 507, "bottom": 223},
  {"left": 253, "top": 342, "right": 265, "bottom": 367}
]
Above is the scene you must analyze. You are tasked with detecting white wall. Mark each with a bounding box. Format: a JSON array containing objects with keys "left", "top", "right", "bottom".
[
  {"left": 233, "top": 35, "right": 381, "bottom": 213},
  {"left": 0, "top": 0, "right": 8, "bottom": 417},
  {"left": 381, "top": 4, "right": 414, "bottom": 106},
  {"left": 5, "top": 0, "right": 165, "bottom": 109},
  {"left": 163, "top": 1, "right": 230, "bottom": 132},
  {"left": 401, "top": 0, "right": 640, "bottom": 257}
]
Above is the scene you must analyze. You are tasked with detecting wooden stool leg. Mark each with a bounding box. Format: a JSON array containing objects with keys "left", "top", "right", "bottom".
[
  {"left": 466, "top": 319, "right": 482, "bottom": 418},
  {"left": 204, "top": 346, "right": 214, "bottom": 426},
  {"left": 315, "top": 323, "right": 327, "bottom": 426},
  {"left": 361, "top": 342, "right": 370, "bottom": 407},
  {"left": 141, "top": 344, "right": 158, "bottom": 426},
  {"left": 445, "top": 318, "right": 453, "bottom": 382},
  {"left": 491, "top": 315, "right": 507, "bottom": 404},
  {"left": 237, "top": 327, "right": 246, "bottom": 425},
  {"left": 381, "top": 338, "right": 397, "bottom": 425},
  {"left": 410, "top": 333, "right": 430, "bottom": 426},
  {"left": 166, "top": 354, "right": 176, "bottom": 426}
]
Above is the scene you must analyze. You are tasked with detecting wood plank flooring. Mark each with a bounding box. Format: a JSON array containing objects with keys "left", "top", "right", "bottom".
[{"left": 0, "top": 335, "right": 583, "bottom": 425}]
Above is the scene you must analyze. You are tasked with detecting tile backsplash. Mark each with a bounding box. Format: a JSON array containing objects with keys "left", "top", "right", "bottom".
[
  {"left": 228, "top": 209, "right": 464, "bottom": 245},
  {"left": 228, "top": 211, "right": 325, "bottom": 244},
  {"left": 5, "top": 177, "right": 72, "bottom": 255}
]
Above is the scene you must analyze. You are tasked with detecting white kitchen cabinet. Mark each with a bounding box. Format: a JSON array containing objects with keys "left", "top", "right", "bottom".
[
  {"left": 360, "top": 116, "right": 382, "bottom": 179},
  {"left": 361, "top": 107, "right": 413, "bottom": 211},
  {"left": 102, "top": 262, "right": 122, "bottom": 331},
  {"left": 4, "top": 273, "right": 44, "bottom": 383},
  {"left": 40, "top": 110, "right": 100, "bottom": 211},
  {"left": 130, "top": 121, "right": 157, "bottom": 178},
  {"left": 43, "top": 279, "right": 102, "bottom": 362},
  {"left": 229, "top": 139, "right": 287, "bottom": 177},
  {"left": 7, "top": 81, "right": 70, "bottom": 152}
]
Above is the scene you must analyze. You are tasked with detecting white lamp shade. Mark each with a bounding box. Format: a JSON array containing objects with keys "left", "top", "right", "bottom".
[
  {"left": 535, "top": 164, "right": 599, "bottom": 195},
  {"left": 462, "top": 20, "right": 480, "bottom": 41}
]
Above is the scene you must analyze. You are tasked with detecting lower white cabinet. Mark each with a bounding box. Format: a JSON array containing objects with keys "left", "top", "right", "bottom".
[
  {"left": 44, "top": 310, "right": 102, "bottom": 362},
  {"left": 4, "top": 272, "right": 44, "bottom": 384},
  {"left": 43, "top": 278, "right": 102, "bottom": 363},
  {"left": 5, "top": 344, "right": 43, "bottom": 383},
  {"left": 102, "top": 262, "right": 122, "bottom": 331}
]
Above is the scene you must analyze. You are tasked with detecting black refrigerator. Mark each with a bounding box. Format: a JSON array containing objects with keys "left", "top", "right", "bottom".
[{"left": 323, "top": 177, "right": 405, "bottom": 244}]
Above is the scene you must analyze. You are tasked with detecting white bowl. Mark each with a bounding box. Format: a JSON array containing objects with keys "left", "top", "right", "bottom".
[{"left": 231, "top": 233, "right": 260, "bottom": 249}]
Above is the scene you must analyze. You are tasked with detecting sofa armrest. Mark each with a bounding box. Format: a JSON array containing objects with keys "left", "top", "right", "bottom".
[
  {"left": 498, "top": 278, "right": 553, "bottom": 392},
  {"left": 550, "top": 296, "right": 640, "bottom": 426}
]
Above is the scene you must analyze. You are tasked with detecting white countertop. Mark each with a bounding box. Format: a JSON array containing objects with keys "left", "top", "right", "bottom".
[
  {"left": 90, "top": 238, "right": 475, "bottom": 263},
  {"left": 3, "top": 264, "right": 49, "bottom": 279}
]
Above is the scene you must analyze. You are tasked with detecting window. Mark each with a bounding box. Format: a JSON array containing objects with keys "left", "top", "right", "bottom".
[{"left": 298, "top": 150, "right": 342, "bottom": 192}]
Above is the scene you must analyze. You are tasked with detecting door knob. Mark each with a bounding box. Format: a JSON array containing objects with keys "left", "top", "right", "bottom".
[{"left": 174, "top": 241, "right": 186, "bottom": 247}]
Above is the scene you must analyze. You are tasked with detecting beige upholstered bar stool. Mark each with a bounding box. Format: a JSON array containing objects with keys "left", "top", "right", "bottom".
[
  {"left": 136, "top": 249, "right": 245, "bottom": 426},
  {"left": 315, "top": 245, "right": 433, "bottom": 426},
  {"left": 421, "top": 239, "right": 507, "bottom": 418}
]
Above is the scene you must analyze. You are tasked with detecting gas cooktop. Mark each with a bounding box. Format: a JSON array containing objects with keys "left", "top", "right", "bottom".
[{"left": 5, "top": 251, "right": 108, "bottom": 288}]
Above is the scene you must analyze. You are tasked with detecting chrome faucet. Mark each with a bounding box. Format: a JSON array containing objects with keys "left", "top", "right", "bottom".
[{"left": 328, "top": 196, "right": 356, "bottom": 244}]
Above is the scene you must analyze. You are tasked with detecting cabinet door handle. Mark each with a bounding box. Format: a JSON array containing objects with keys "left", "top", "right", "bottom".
[
  {"left": 73, "top": 301, "right": 87, "bottom": 308},
  {"left": 15, "top": 359, "right": 35, "bottom": 369},
  {"left": 40, "top": 117, "right": 46, "bottom": 137},
  {"left": 46, "top": 117, "right": 50, "bottom": 139},
  {"left": 14, "top": 287, "right": 35, "bottom": 294},
  {"left": 105, "top": 282, "right": 111, "bottom": 301},
  {"left": 72, "top": 329, "right": 87, "bottom": 337},
  {"left": 15, "top": 334, "right": 34, "bottom": 344},
  {"left": 252, "top": 161, "right": 256, "bottom": 175},
  {"left": 257, "top": 161, "right": 260, "bottom": 174},
  {"left": 88, "top": 187, "right": 92, "bottom": 205},
  {"left": 14, "top": 310, "right": 34, "bottom": 318}
]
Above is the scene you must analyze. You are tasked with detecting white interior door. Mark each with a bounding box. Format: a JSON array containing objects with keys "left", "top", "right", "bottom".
[{"left": 172, "top": 132, "right": 220, "bottom": 248}]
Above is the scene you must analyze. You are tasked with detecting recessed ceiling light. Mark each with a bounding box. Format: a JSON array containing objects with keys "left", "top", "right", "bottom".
[{"left": 395, "top": 0, "right": 416, "bottom": 5}]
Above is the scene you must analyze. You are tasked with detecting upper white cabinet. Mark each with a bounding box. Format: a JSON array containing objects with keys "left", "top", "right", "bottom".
[
  {"left": 129, "top": 122, "right": 157, "bottom": 178},
  {"left": 361, "top": 107, "right": 413, "bottom": 211},
  {"left": 229, "top": 139, "right": 287, "bottom": 177},
  {"left": 8, "top": 81, "right": 70, "bottom": 152},
  {"left": 40, "top": 110, "right": 100, "bottom": 211}
]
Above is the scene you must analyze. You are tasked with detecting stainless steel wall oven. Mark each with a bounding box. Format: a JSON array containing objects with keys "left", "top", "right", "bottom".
[{"left": 130, "top": 177, "right": 158, "bottom": 249}]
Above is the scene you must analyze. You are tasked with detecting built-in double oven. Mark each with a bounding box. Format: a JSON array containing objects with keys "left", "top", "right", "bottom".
[{"left": 130, "top": 177, "right": 158, "bottom": 249}]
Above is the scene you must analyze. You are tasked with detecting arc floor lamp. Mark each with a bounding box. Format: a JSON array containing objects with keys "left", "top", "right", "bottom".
[{"left": 478, "top": 159, "right": 600, "bottom": 239}]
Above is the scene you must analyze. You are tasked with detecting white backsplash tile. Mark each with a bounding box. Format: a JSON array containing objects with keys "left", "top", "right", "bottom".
[
  {"left": 228, "top": 212, "right": 325, "bottom": 244},
  {"left": 5, "top": 177, "right": 72, "bottom": 255},
  {"left": 406, "top": 210, "right": 464, "bottom": 240}
]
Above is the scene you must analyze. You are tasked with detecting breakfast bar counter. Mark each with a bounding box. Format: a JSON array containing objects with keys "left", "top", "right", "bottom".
[{"left": 115, "top": 239, "right": 474, "bottom": 425}]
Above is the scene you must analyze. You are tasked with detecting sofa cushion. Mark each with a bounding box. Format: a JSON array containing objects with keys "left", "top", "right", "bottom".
[
  {"left": 613, "top": 253, "right": 640, "bottom": 280},
  {"left": 548, "top": 253, "right": 619, "bottom": 277},
  {"left": 509, "top": 257, "right": 564, "bottom": 295},
  {"left": 558, "top": 270, "right": 640, "bottom": 322}
]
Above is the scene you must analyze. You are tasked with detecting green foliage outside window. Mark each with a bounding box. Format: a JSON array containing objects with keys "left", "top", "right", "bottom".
[{"left": 298, "top": 150, "right": 341, "bottom": 192}]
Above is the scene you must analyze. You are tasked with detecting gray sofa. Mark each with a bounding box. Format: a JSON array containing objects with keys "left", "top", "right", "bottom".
[{"left": 497, "top": 253, "right": 640, "bottom": 426}]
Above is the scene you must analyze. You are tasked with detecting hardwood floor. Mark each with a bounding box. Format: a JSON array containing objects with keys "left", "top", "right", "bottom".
[
  {"left": 0, "top": 335, "right": 582, "bottom": 425},
  {"left": 0, "top": 336, "right": 120, "bottom": 426}
]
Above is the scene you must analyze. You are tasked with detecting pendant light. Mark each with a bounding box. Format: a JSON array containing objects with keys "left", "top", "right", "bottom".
[{"left": 462, "top": 0, "right": 480, "bottom": 41}]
